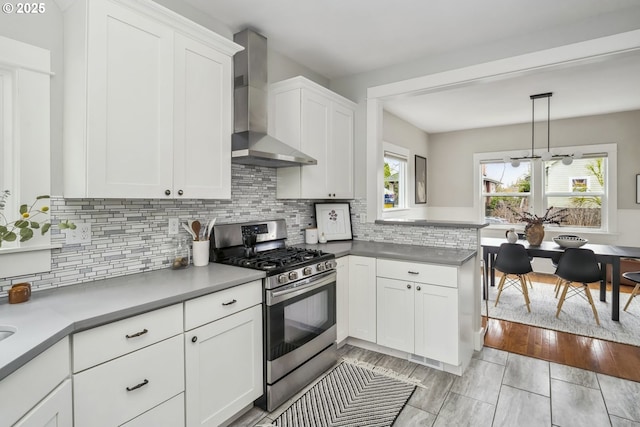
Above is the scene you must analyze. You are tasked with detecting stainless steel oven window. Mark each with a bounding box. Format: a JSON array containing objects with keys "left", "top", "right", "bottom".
[{"left": 266, "top": 273, "right": 336, "bottom": 362}]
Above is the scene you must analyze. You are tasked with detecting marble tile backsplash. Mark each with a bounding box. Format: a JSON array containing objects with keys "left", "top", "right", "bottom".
[
  {"left": 1, "top": 166, "right": 478, "bottom": 295},
  {"left": 0, "top": 164, "right": 316, "bottom": 294}
]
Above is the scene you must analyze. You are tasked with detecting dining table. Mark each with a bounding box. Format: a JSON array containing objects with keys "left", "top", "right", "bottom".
[{"left": 481, "top": 237, "right": 640, "bottom": 321}]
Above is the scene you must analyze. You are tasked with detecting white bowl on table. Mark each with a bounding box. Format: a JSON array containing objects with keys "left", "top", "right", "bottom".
[{"left": 553, "top": 235, "right": 588, "bottom": 248}]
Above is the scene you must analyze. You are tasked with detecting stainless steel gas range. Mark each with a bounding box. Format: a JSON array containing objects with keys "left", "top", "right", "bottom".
[{"left": 210, "top": 219, "right": 337, "bottom": 412}]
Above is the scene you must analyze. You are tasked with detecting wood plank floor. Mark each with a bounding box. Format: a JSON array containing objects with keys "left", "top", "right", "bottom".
[{"left": 484, "top": 273, "right": 640, "bottom": 383}]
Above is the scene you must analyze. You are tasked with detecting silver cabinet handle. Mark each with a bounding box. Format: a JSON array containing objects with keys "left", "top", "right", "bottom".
[
  {"left": 126, "top": 379, "right": 149, "bottom": 392},
  {"left": 222, "top": 299, "right": 237, "bottom": 306},
  {"left": 125, "top": 329, "right": 148, "bottom": 339},
  {"left": 408, "top": 271, "right": 419, "bottom": 275}
]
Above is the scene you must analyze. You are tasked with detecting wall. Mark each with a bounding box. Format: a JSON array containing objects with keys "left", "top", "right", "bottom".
[
  {"left": 382, "top": 111, "right": 429, "bottom": 218},
  {"left": 428, "top": 110, "right": 640, "bottom": 246}
]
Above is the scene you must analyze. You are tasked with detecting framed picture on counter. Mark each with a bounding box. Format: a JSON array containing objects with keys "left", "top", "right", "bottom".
[{"left": 314, "top": 202, "right": 353, "bottom": 241}]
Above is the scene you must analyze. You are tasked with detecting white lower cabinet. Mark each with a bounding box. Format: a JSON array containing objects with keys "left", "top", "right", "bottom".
[
  {"left": 376, "top": 259, "right": 465, "bottom": 366},
  {"left": 348, "top": 256, "right": 377, "bottom": 342},
  {"left": 0, "top": 337, "right": 70, "bottom": 427},
  {"left": 336, "top": 256, "right": 349, "bottom": 344},
  {"left": 184, "top": 303, "right": 263, "bottom": 427},
  {"left": 376, "top": 277, "right": 415, "bottom": 353},
  {"left": 414, "top": 284, "right": 458, "bottom": 364},
  {"left": 377, "top": 277, "right": 459, "bottom": 364},
  {"left": 13, "top": 379, "right": 72, "bottom": 427},
  {"left": 73, "top": 334, "right": 185, "bottom": 427}
]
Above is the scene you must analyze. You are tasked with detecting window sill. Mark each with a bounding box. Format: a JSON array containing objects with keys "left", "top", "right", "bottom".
[{"left": 0, "top": 245, "right": 58, "bottom": 277}]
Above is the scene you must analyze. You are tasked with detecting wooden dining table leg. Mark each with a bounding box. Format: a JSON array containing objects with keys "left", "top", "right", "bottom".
[
  {"left": 483, "top": 249, "right": 489, "bottom": 300},
  {"left": 599, "top": 263, "right": 607, "bottom": 302}
]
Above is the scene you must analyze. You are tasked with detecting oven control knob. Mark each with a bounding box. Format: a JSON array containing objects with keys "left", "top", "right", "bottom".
[
  {"left": 277, "top": 274, "right": 288, "bottom": 284},
  {"left": 325, "top": 261, "right": 335, "bottom": 270},
  {"left": 303, "top": 267, "right": 313, "bottom": 276},
  {"left": 288, "top": 271, "right": 299, "bottom": 281},
  {"left": 316, "top": 263, "right": 326, "bottom": 271}
]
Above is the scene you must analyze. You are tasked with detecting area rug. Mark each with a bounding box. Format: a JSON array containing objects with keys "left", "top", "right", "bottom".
[
  {"left": 272, "top": 359, "right": 417, "bottom": 427},
  {"left": 482, "top": 280, "right": 640, "bottom": 346}
]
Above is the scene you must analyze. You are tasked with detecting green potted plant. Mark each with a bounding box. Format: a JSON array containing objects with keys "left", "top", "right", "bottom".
[{"left": 0, "top": 190, "right": 75, "bottom": 247}]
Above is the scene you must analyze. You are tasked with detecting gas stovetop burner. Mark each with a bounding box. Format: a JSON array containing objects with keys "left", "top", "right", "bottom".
[{"left": 217, "top": 246, "right": 332, "bottom": 274}]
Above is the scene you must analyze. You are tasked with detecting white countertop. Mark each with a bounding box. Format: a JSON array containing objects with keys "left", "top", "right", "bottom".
[{"left": 0, "top": 264, "right": 265, "bottom": 381}]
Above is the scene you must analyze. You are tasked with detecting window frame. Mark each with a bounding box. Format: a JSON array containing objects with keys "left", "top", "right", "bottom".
[{"left": 474, "top": 143, "right": 617, "bottom": 234}]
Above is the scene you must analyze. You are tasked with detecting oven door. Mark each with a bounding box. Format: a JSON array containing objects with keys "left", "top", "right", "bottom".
[{"left": 265, "top": 270, "right": 336, "bottom": 384}]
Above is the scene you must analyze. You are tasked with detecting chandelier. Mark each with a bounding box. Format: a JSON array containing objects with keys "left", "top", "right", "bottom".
[{"left": 505, "top": 92, "right": 581, "bottom": 167}]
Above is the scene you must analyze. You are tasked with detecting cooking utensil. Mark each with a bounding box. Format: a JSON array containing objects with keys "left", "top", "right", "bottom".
[
  {"left": 191, "top": 220, "right": 201, "bottom": 241},
  {"left": 205, "top": 218, "right": 217, "bottom": 240},
  {"left": 181, "top": 223, "right": 197, "bottom": 240}
]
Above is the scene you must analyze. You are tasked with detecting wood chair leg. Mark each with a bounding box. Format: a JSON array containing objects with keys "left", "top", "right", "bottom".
[
  {"left": 520, "top": 275, "right": 531, "bottom": 312},
  {"left": 584, "top": 284, "right": 600, "bottom": 325},
  {"left": 556, "top": 281, "right": 571, "bottom": 318},
  {"left": 494, "top": 275, "right": 507, "bottom": 307},
  {"left": 554, "top": 277, "right": 563, "bottom": 298},
  {"left": 623, "top": 283, "right": 640, "bottom": 311}
]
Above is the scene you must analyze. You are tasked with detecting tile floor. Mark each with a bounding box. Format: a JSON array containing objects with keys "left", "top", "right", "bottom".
[{"left": 229, "top": 344, "right": 640, "bottom": 427}]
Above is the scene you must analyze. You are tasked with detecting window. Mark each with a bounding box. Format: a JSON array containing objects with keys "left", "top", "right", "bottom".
[
  {"left": 475, "top": 144, "right": 616, "bottom": 233},
  {"left": 545, "top": 157, "right": 606, "bottom": 229},
  {"left": 481, "top": 161, "right": 531, "bottom": 224},
  {"left": 383, "top": 143, "right": 408, "bottom": 210}
]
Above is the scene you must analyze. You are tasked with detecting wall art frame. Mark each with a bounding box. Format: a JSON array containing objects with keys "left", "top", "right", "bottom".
[
  {"left": 314, "top": 202, "right": 353, "bottom": 241},
  {"left": 415, "top": 155, "right": 427, "bottom": 204}
]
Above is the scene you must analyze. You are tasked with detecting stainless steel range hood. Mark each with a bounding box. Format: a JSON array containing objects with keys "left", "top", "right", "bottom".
[{"left": 232, "top": 29, "right": 316, "bottom": 167}]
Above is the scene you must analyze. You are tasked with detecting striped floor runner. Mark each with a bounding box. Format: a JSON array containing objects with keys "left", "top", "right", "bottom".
[{"left": 273, "top": 360, "right": 416, "bottom": 427}]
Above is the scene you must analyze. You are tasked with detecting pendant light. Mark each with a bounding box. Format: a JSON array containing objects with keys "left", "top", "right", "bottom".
[{"left": 504, "top": 92, "right": 581, "bottom": 167}]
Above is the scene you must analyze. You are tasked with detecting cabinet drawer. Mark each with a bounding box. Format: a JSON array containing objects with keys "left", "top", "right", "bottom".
[
  {"left": 377, "top": 259, "right": 458, "bottom": 288},
  {"left": 73, "top": 303, "right": 183, "bottom": 373},
  {"left": 73, "top": 334, "right": 184, "bottom": 427},
  {"left": 184, "top": 280, "right": 262, "bottom": 330},
  {"left": 122, "top": 393, "right": 184, "bottom": 427}
]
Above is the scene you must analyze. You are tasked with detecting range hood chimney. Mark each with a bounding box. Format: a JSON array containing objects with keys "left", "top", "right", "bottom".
[{"left": 231, "top": 29, "right": 316, "bottom": 167}]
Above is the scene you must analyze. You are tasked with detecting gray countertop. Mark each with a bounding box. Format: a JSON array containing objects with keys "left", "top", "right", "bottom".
[
  {"left": 374, "top": 219, "right": 489, "bottom": 229},
  {"left": 0, "top": 239, "right": 477, "bottom": 382},
  {"left": 303, "top": 240, "right": 477, "bottom": 266},
  {"left": 0, "top": 264, "right": 265, "bottom": 381}
]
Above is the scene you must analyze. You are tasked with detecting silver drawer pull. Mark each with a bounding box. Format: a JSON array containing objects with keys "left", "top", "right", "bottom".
[
  {"left": 408, "top": 271, "right": 419, "bottom": 275},
  {"left": 125, "top": 329, "right": 148, "bottom": 339},
  {"left": 126, "top": 379, "right": 149, "bottom": 392},
  {"left": 222, "top": 299, "right": 237, "bottom": 306}
]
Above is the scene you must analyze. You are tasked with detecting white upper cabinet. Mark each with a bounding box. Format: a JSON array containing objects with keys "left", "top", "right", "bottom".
[
  {"left": 61, "top": 0, "right": 242, "bottom": 199},
  {"left": 270, "top": 76, "right": 355, "bottom": 199}
]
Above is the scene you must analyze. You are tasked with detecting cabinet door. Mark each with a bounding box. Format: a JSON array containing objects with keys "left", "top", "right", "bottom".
[
  {"left": 327, "top": 102, "right": 354, "bottom": 199},
  {"left": 348, "top": 256, "right": 377, "bottom": 342},
  {"left": 174, "top": 34, "right": 232, "bottom": 199},
  {"left": 14, "top": 380, "right": 72, "bottom": 427},
  {"left": 184, "top": 304, "right": 263, "bottom": 427},
  {"left": 414, "top": 284, "right": 459, "bottom": 365},
  {"left": 336, "top": 256, "right": 350, "bottom": 344},
  {"left": 86, "top": 0, "right": 174, "bottom": 198},
  {"left": 300, "top": 90, "right": 331, "bottom": 199},
  {"left": 376, "top": 278, "right": 414, "bottom": 353}
]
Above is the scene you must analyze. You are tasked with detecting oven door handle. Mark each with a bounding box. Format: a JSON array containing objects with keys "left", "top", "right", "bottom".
[{"left": 267, "top": 271, "right": 336, "bottom": 305}]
